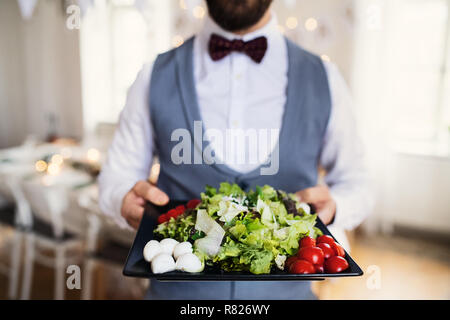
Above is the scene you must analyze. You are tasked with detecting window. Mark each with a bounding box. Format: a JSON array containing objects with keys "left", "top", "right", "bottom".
[
  {"left": 385, "top": 0, "right": 450, "bottom": 142},
  {"left": 80, "top": 0, "right": 172, "bottom": 132}
]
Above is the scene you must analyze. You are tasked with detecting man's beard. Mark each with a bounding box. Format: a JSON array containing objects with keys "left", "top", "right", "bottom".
[{"left": 206, "top": 0, "right": 273, "bottom": 32}]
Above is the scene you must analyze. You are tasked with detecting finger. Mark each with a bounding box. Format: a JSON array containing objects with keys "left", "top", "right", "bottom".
[
  {"left": 125, "top": 190, "right": 146, "bottom": 206},
  {"left": 317, "top": 201, "right": 336, "bottom": 225},
  {"left": 126, "top": 217, "right": 140, "bottom": 230},
  {"left": 133, "top": 181, "right": 169, "bottom": 205},
  {"left": 123, "top": 205, "right": 144, "bottom": 229},
  {"left": 135, "top": 196, "right": 145, "bottom": 206},
  {"left": 296, "top": 186, "right": 329, "bottom": 204},
  {"left": 318, "top": 211, "right": 332, "bottom": 225},
  {"left": 127, "top": 204, "right": 145, "bottom": 220}
]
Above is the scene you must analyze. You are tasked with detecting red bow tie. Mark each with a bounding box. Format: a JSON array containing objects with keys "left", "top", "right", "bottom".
[{"left": 208, "top": 34, "right": 268, "bottom": 63}]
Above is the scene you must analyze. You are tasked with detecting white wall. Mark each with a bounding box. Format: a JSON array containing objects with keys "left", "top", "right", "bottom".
[
  {"left": 0, "top": 0, "right": 28, "bottom": 147},
  {"left": 386, "top": 154, "right": 450, "bottom": 233},
  {"left": 351, "top": 0, "right": 450, "bottom": 234},
  {"left": 0, "top": 0, "right": 83, "bottom": 148}
]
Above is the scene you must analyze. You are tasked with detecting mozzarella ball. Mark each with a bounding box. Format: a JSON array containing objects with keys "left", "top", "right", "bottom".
[
  {"left": 175, "top": 253, "right": 203, "bottom": 273},
  {"left": 173, "top": 242, "right": 193, "bottom": 260},
  {"left": 159, "top": 238, "right": 179, "bottom": 255},
  {"left": 151, "top": 253, "right": 176, "bottom": 274},
  {"left": 143, "top": 240, "right": 161, "bottom": 262}
]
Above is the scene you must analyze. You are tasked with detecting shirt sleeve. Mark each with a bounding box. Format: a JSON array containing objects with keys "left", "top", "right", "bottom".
[
  {"left": 320, "top": 62, "right": 374, "bottom": 230},
  {"left": 98, "top": 63, "right": 154, "bottom": 229}
]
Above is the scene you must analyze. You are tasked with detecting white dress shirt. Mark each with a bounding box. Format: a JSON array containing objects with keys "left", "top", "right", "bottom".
[{"left": 98, "top": 13, "right": 373, "bottom": 235}]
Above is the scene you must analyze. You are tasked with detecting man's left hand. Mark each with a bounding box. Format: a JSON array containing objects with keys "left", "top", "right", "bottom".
[{"left": 296, "top": 185, "right": 336, "bottom": 225}]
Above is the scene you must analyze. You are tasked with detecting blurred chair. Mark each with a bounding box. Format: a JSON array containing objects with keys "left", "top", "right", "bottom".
[
  {"left": 81, "top": 214, "right": 137, "bottom": 300},
  {"left": 20, "top": 180, "right": 85, "bottom": 300},
  {"left": 83, "top": 220, "right": 148, "bottom": 299},
  {"left": 0, "top": 177, "right": 34, "bottom": 299},
  {"left": 0, "top": 204, "right": 23, "bottom": 299},
  {"left": 77, "top": 185, "right": 138, "bottom": 299},
  {"left": 0, "top": 143, "right": 37, "bottom": 299}
]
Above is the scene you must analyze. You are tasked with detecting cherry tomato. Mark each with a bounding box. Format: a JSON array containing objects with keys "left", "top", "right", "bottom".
[
  {"left": 175, "top": 205, "right": 185, "bottom": 213},
  {"left": 157, "top": 214, "right": 168, "bottom": 224},
  {"left": 166, "top": 209, "right": 178, "bottom": 220},
  {"left": 314, "top": 264, "right": 324, "bottom": 273},
  {"left": 285, "top": 256, "right": 298, "bottom": 271},
  {"left": 299, "top": 236, "right": 316, "bottom": 248},
  {"left": 324, "top": 256, "right": 349, "bottom": 273},
  {"left": 297, "top": 246, "right": 324, "bottom": 265},
  {"left": 174, "top": 205, "right": 186, "bottom": 217},
  {"left": 289, "top": 259, "right": 315, "bottom": 274},
  {"left": 331, "top": 242, "right": 346, "bottom": 257},
  {"left": 187, "top": 199, "right": 201, "bottom": 209},
  {"left": 317, "top": 235, "right": 335, "bottom": 246},
  {"left": 317, "top": 243, "right": 335, "bottom": 259}
]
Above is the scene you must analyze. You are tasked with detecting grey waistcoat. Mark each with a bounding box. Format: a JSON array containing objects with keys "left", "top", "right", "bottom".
[{"left": 147, "top": 37, "right": 331, "bottom": 300}]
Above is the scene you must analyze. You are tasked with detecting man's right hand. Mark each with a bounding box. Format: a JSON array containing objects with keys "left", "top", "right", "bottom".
[{"left": 121, "top": 180, "right": 169, "bottom": 229}]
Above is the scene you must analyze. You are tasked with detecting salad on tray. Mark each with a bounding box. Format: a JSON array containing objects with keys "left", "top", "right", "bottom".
[{"left": 142, "top": 183, "right": 349, "bottom": 275}]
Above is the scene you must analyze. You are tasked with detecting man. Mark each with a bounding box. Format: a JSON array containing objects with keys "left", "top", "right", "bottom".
[{"left": 99, "top": 0, "right": 372, "bottom": 300}]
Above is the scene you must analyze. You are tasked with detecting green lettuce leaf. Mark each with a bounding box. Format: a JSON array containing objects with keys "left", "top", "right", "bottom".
[
  {"left": 219, "top": 182, "right": 245, "bottom": 197},
  {"left": 229, "top": 222, "right": 247, "bottom": 240},
  {"left": 154, "top": 214, "right": 195, "bottom": 242},
  {"left": 279, "top": 216, "right": 316, "bottom": 255},
  {"left": 205, "top": 185, "right": 217, "bottom": 197},
  {"left": 206, "top": 194, "right": 223, "bottom": 216},
  {"left": 259, "top": 185, "right": 277, "bottom": 201},
  {"left": 239, "top": 247, "right": 273, "bottom": 275},
  {"left": 216, "top": 238, "right": 242, "bottom": 260}
]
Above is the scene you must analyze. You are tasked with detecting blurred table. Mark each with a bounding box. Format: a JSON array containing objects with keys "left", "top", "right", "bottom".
[
  {"left": 0, "top": 141, "right": 99, "bottom": 233},
  {"left": 0, "top": 139, "right": 135, "bottom": 246}
]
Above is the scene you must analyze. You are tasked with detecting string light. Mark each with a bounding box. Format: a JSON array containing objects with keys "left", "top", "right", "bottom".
[
  {"left": 305, "top": 17, "right": 318, "bottom": 31},
  {"left": 47, "top": 163, "right": 61, "bottom": 176},
  {"left": 87, "top": 148, "right": 100, "bottom": 163},
  {"left": 172, "top": 35, "right": 184, "bottom": 47},
  {"left": 320, "top": 54, "right": 331, "bottom": 62},
  {"left": 192, "top": 6, "right": 205, "bottom": 19},
  {"left": 51, "top": 154, "right": 64, "bottom": 166},
  {"left": 285, "top": 17, "right": 298, "bottom": 30},
  {"left": 35, "top": 160, "right": 47, "bottom": 173}
]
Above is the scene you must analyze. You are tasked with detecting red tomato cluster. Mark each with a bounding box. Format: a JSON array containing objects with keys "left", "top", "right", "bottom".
[
  {"left": 157, "top": 199, "right": 201, "bottom": 224},
  {"left": 287, "top": 235, "right": 349, "bottom": 274},
  {"left": 186, "top": 199, "right": 201, "bottom": 209},
  {"left": 157, "top": 205, "right": 186, "bottom": 224}
]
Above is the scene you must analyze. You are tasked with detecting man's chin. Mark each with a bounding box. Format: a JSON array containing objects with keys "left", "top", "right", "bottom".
[{"left": 205, "top": 0, "right": 273, "bottom": 32}]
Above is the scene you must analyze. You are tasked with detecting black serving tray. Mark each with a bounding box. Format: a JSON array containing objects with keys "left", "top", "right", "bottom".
[{"left": 123, "top": 201, "right": 363, "bottom": 281}]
